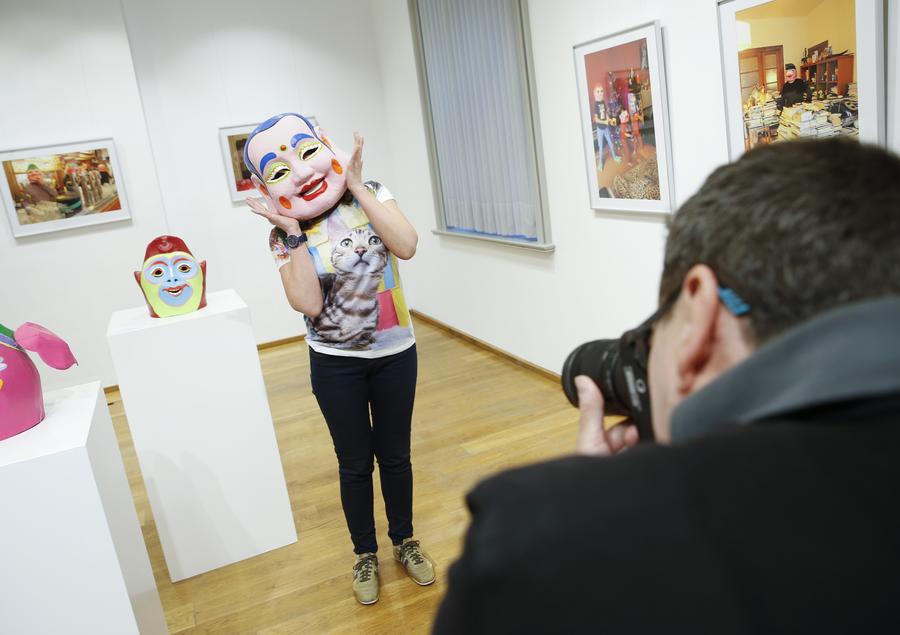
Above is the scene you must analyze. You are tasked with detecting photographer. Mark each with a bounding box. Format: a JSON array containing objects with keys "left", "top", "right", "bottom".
[{"left": 433, "top": 139, "right": 900, "bottom": 633}]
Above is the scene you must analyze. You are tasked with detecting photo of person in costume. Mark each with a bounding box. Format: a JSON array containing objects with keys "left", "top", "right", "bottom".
[
  {"left": 244, "top": 113, "right": 434, "bottom": 606},
  {"left": 581, "top": 39, "right": 661, "bottom": 200}
]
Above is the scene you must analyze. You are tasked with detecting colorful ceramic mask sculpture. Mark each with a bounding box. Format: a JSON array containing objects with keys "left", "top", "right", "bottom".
[
  {"left": 243, "top": 113, "right": 352, "bottom": 220},
  {"left": 134, "top": 235, "right": 208, "bottom": 318},
  {"left": 0, "top": 322, "right": 77, "bottom": 441}
]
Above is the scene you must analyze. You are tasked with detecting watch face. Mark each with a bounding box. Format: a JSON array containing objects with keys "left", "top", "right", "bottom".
[{"left": 286, "top": 233, "right": 307, "bottom": 249}]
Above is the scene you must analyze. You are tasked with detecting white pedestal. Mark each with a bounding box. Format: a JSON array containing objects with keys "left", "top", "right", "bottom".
[
  {"left": 106, "top": 289, "right": 296, "bottom": 582},
  {"left": 0, "top": 382, "right": 167, "bottom": 635}
]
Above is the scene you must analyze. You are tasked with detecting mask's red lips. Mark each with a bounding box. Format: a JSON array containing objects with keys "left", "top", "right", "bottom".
[
  {"left": 299, "top": 177, "right": 327, "bottom": 201},
  {"left": 163, "top": 284, "right": 187, "bottom": 296}
]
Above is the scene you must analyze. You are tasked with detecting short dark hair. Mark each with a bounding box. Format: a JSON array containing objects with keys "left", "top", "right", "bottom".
[
  {"left": 660, "top": 139, "right": 900, "bottom": 344},
  {"left": 785, "top": 63, "right": 796, "bottom": 71}
]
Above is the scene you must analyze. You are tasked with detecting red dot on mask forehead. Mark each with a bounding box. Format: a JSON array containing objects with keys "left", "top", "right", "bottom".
[{"left": 280, "top": 145, "right": 287, "bottom": 151}]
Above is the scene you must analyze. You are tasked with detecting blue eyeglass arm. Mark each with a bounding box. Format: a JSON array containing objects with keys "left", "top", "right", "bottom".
[{"left": 718, "top": 287, "right": 751, "bottom": 316}]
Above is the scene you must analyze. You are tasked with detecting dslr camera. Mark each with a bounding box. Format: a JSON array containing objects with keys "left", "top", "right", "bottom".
[{"left": 560, "top": 309, "right": 661, "bottom": 441}]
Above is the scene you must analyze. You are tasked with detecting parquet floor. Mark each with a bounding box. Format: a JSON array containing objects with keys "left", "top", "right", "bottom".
[{"left": 108, "top": 318, "right": 578, "bottom": 634}]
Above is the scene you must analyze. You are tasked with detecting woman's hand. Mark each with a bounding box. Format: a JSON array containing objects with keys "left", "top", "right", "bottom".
[
  {"left": 346, "top": 132, "right": 365, "bottom": 193},
  {"left": 246, "top": 196, "right": 300, "bottom": 235}
]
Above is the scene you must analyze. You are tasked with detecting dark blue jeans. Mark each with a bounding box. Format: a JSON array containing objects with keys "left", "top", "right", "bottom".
[{"left": 309, "top": 344, "right": 417, "bottom": 554}]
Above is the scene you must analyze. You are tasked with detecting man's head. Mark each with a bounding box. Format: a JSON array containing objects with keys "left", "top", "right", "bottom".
[
  {"left": 243, "top": 113, "right": 351, "bottom": 221},
  {"left": 593, "top": 85, "right": 604, "bottom": 102},
  {"left": 785, "top": 63, "right": 797, "bottom": 83},
  {"left": 648, "top": 140, "right": 900, "bottom": 441},
  {"left": 26, "top": 164, "right": 42, "bottom": 184}
]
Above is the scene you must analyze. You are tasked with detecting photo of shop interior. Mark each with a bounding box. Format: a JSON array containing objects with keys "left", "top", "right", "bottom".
[
  {"left": 4, "top": 149, "right": 120, "bottom": 225},
  {"left": 737, "top": 0, "right": 859, "bottom": 150},
  {"left": 226, "top": 134, "right": 254, "bottom": 193}
]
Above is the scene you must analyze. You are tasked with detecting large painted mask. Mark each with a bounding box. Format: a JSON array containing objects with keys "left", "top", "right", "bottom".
[
  {"left": 0, "top": 322, "right": 77, "bottom": 441},
  {"left": 134, "top": 235, "right": 208, "bottom": 318},
  {"left": 243, "top": 113, "right": 351, "bottom": 221}
]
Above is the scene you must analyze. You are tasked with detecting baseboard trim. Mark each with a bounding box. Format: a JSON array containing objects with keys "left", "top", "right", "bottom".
[
  {"left": 257, "top": 334, "right": 306, "bottom": 351},
  {"left": 410, "top": 309, "right": 560, "bottom": 383}
]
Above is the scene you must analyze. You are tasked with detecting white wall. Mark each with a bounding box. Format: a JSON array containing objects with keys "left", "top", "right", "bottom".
[
  {"left": 0, "top": 0, "right": 169, "bottom": 390},
  {"left": 371, "top": 0, "right": 731, "bottom": 374},
  {"left": 119, "top": 0, "right": 397, "bottom": 344},
  {"left": 3, "top": 0, "right": 896, "bottom": 392},
  {"left": 0, "top": 0, "right": 397, "bottom": 390}
]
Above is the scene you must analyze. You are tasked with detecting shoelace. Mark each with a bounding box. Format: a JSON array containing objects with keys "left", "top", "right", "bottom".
[
  {"left": 354, "top": 555, "right": 377, "bottom": 582},
  {"left": 399, "top": 540, "right": 425, "bottom": 566}
]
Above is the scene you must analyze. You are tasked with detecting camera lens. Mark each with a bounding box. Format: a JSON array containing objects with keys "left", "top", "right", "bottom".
[{"left": 560, "top": 339, "right": 632, "bottom": 417}]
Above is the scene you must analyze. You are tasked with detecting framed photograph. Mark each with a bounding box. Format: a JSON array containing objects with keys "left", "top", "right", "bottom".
[
  {"left": 718, "top": 0, "right": 885, "bottom": 158},
  {"left": 574, "top": 21, "right": 674, "bottom": 214},
  {"left": 1, "top": 139, "right": 130, "bottom": 238},
  {"left": 219, "top": 117, "right": 318, "bottom": 203}
]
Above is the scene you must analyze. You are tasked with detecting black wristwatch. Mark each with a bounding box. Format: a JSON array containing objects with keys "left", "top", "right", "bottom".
[{"left": 285, "top": 232, "right": 308, "bottom": 250}]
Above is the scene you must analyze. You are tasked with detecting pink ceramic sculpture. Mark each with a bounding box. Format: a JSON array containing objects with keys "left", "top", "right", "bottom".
[{"left": 0, "top": 322, "right": 77, "bottom": 441}]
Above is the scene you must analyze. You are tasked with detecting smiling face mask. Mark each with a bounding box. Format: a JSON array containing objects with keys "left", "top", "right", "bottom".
[
  {"left": 134, "top": 235, "right": 208, "bottom": 318},
  {"left": 243, "top": 113, "right": 351, "bottom": 221}
]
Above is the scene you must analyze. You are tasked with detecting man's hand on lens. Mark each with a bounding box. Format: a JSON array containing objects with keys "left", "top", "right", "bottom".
[{"left": 575, "top": 375, "right": 639, "bottom": 456}]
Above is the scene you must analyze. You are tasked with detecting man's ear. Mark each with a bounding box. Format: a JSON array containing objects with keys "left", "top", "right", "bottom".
[{"left": 675, "top": 264, "right": 721, "bottom": 396}]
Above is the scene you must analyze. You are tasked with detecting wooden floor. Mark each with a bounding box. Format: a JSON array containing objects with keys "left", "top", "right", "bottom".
[{"left": 108, "top": 319, "right": 578, "bottom": 634}]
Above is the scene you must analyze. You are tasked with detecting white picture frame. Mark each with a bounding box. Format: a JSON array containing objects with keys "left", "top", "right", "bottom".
[
  {"left": 218, "top": 123, "right": 260, "bottom": 203},
  {"left": 718, "top": 0, "right": 885, "bottom": 159},
  {"left": 574, "top": 21, "right": 675, "bottom": 214},
  {"left": 219, "top": 117, "right": 318, "bottom": 203},
  {"left": 1, "top": 138, "right": 131, "bottom": 238}
]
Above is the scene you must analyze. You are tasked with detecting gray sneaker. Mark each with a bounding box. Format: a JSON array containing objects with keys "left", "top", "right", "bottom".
[
  {"left": 393, "top": 538, "right": 436, "bottom": 586},
  {"left": 352, "top": 553, "right": 379, "bottom": 605}
]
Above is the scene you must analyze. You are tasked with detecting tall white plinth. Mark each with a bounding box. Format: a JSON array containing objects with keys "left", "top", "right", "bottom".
[
  {"left": 106, "top": 289, "right": 296, "bottom": 582},
  {"left": 0, "top": 381, "right": 168, "bottom": 635}
]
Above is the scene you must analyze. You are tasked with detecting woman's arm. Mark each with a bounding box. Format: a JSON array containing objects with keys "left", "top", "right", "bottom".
[
  {"left": 345, "top": 133, "right": 418, "bottom": 260},
  {"left": 247, "top": 197, "right": 324, "bottom": 317},
  {"left": 278, "top": 243, "right": 324, "bottom": 317}
]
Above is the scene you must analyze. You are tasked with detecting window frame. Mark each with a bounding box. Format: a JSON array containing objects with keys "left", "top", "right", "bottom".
[{"left": 407, "top": 0, "right": 554, "bottom": 252}]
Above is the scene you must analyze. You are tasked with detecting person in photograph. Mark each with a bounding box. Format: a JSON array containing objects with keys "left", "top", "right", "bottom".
[
  {"left": 780, "top": 63, "right": 812, "bottom": 107},
  {"left": 22, "top": 164, "right": 57, "bottom": 203},
  {"left": 627, "top": 90, "right": 644, "bottom": 152},
  {"left": 592, "top": 85, "right": 621, "bottom": 171},
  {"left": 97, "top": 161, "right": 111, "bottom": 185}
]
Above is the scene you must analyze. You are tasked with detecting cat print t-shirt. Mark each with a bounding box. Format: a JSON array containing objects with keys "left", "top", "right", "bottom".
[{"left": 269, "top": 181, "right": 415, "bottom": 359}]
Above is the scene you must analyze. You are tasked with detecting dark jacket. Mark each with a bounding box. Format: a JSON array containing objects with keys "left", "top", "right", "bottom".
[
  {"left": 434, "top": 298, "right": 900, "bottom": 634},
  {"left": 781, "top": 78, "right": 812, "bottom": 107}
]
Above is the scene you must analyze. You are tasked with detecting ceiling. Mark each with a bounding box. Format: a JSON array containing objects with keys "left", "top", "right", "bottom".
[{"left": 737, "top": 0, "right": 830, "bottom": 21}]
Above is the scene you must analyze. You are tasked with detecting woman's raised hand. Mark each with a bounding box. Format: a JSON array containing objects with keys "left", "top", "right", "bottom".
[{"left": 246, "top": 196, "right": 300, "bottom": 235}]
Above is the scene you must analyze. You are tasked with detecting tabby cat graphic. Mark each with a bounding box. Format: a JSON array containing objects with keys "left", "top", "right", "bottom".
[{"left": 311, "top": 226, "right": 388, "bottom": 348}]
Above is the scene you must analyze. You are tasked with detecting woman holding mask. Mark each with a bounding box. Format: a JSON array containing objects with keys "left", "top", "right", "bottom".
[{"left": 244, "top": 113, "right": 434, "bottom": 605}]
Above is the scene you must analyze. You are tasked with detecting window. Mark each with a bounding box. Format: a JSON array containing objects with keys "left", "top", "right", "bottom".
[{"left": 409, "top": 0, "right": 553, "bottom": 250}]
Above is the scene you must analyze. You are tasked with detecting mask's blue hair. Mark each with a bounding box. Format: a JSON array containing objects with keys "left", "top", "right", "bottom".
[{"left": 242, "top": 113, "right": 320, "bottom": 180}]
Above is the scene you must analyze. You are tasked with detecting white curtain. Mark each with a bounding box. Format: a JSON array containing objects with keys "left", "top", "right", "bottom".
[{"left": 417, "top": 0, "right": 542, "bottom": 242}]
